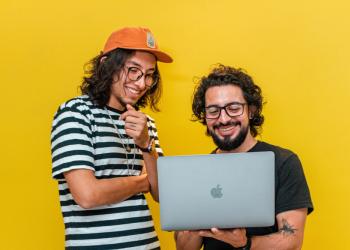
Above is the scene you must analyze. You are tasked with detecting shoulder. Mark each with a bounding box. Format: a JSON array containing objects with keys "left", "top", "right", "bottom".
[
  {"left": 53, "top": 95, "right": 99, "bottom": 120},
  {"left": 145, "top": 114, "right": 158, "bottom": 128},
  {"left": 51, "top": 95, "right": 100, "bottom": 130},
  {"left": 253, "top": 141, "right": 299, "bottom": 168},
  {"left": 253, "top": 141, "right": 296, "bottom": 158},
  {"left": 56, "top": 95, "right": 94, "bottom": 113}
]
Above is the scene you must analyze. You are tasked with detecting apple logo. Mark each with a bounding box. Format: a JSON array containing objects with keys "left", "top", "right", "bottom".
[{"left": 210, "top": 184, "right": 223, "bottom": 198}]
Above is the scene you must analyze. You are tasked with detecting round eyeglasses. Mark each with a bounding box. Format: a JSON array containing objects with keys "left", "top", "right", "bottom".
[
  {"left": 125, "top": 66, "right": 159, "bottom": 88},
  {"left": 205, "top": 102, "right": 247, "bottom": 119}
]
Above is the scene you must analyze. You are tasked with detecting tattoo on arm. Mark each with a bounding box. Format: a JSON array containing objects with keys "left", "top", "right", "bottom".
[{"left": 279, "top": 219, "right": 297, "bottom": 235}]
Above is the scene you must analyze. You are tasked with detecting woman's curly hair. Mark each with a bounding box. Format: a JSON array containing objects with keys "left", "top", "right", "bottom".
[
  {"left": 80, "top": 48, "right": 162, "bottom": 111},
  {"left": 192, "top": 64, "right": 264, "bottom": 137}
]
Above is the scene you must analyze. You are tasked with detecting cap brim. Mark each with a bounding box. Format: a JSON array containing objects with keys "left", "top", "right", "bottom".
[
  {"left": 150, "top": 50, "right": 173, "bottom": 63},
  {"left": 115, "top": 47, "right": 173, "bottom": 63}
]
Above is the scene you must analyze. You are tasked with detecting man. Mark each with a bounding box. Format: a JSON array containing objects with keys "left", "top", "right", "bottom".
[
  {"left": 51, "top": 27, "right": 172, "bottom": 249},
  {"left": 175, "top": 65, "right": 313, "bottom": 250}
]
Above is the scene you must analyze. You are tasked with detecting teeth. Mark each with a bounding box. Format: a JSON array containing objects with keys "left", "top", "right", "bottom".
[
  {"left": 217, "top": 125, "right": 238, "bottom": 132},
  {"left": 220, "top": 127, "right": 233, "bottom": 131},
  {"left": 127, "top": 87, "right": 140, "bottom": 94}
]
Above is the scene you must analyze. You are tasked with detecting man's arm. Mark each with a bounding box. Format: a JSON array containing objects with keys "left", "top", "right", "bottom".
[
  {"left": 177, "top": 208, "right": 308, "bottom": 250},
  {"left": 120, "top": 104, "right": 160, "bottom": 201},
  {"left": 64, "top": 169, "right": 150, "bottom": 209},
  {"left": 175, "top": 231, "right": 203, "bottom": 250},
  {"left": 250, "top": 208, "right": 307, "bottom": 250},
  {"left": 140, "top": 148, "right": 159, "bottom": 201}
]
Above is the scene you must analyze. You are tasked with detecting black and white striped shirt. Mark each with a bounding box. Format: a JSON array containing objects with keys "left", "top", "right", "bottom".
[{"left": 51, "top": 95, "right": 162, "bottom": 249}]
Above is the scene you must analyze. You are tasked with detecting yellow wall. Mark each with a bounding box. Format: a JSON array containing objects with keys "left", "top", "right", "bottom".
[{"left": 1, "top": 0, "right": 349, "bottom": 249}]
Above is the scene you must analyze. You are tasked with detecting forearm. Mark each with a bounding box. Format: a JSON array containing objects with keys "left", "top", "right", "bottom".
[
  {"left": 64, "top": 170, "right": 149, "bottom": 209},
  {"left": 250, "top": 210, "right": 306, "bottom": 250},
  {"left": 195, "top": 209, "right": 308, "bottom": 250},
  {"left": 142, "top": 150, "right": 159, "bottom": 201},
  {"left": 88, "top": 175, "right": 149, "bottom": 208},
  {"left": 251, "top": 231, "right": 303, "bottom": 250}
]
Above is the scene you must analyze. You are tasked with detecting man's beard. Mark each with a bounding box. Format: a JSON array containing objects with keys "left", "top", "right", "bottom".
[{"left": 208, "top": 121, "right": 249, "bottom": 151}]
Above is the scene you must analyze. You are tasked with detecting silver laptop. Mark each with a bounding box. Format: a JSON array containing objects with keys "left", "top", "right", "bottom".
[{"left": 157, "top": 151, "right": 275, "bottom": 231}]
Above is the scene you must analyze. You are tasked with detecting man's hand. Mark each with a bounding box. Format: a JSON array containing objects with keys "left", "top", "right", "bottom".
[
  {"left": 198, "top": 228, "right": 248, "bottom": 248},
  {"left": 175, "top": 231, "right": 203, "bottom": 250},
  {"left": 120, "top": 104, "right": 150, "bottom": 148}
]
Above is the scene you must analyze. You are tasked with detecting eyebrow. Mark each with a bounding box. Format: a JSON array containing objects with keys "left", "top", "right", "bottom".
[{"left": 126, "top": 61, "right": 156, "bottom": 72}]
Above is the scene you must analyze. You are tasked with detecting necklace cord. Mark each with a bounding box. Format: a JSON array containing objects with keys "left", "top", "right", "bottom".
[{"left": 105, "top": 107, "right": 137, "bottom": 176}]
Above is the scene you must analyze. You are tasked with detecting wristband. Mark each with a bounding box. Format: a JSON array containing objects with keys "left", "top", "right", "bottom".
[
  {"left": 240, "top": 235, "right": 251, "bottom": 250},
  {"left": 138, "top": 138, "right": 155, "bottom": 153}
]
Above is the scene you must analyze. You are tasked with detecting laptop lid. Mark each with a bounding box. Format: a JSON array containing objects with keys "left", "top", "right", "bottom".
[{"left": 157, "top": 151, "right": 275, "bottom": 231}]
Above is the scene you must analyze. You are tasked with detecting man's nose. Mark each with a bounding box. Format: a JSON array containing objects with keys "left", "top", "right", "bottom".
[
  {"left": 133, "top": 75, "right": 147, "bottom": 89},
  {"left": 217, "top": 108, "right": 232, "bottom": 123}
]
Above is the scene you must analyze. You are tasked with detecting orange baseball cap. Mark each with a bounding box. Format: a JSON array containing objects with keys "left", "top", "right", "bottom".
[{"left": 102, "top": 27, "right": 173, "bottom": 63}]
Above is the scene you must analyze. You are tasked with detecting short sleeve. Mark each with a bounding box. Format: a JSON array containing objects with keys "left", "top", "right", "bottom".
[
  {"left": 275, "top": 154, "right": 313, "bottom": 215},
  {"left": 51, "top": 105, "right": 95, "bottom": 180},
  {"left": 146, "top": 115, "right": 163, "bottom": 156}
]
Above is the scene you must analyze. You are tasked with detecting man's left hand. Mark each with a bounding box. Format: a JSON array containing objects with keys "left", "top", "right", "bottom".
[
  {"left": 198, "top": 228, "right": 248, "bottom": 248},
  {"left": 120, "top": 104, "right": 150, "bottom": 148}
]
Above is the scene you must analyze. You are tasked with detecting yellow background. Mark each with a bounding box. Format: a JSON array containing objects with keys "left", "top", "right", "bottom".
[{"left": 1, "top": 0, "right": 349, "bottom": 249}]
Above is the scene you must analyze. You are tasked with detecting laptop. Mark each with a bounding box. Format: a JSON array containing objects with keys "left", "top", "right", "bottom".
[{"left": 157, "top": 151, "right": 275, "bottom": 231}]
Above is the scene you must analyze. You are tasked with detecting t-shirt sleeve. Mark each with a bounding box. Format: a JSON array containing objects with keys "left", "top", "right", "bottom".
[
  {"left": 146, "top": 116, "right": 163, "bottom": 156},
  {"left": 50, "top": 105, "right": 95, "bottom": 180},
  {"left": 275, "top": 154, "right": 314, "bottom": 215}
]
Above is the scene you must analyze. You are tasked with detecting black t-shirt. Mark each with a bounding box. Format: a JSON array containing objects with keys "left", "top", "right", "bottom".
[{"left": 203, "top": 141, "right": 313, "bottom": 250}]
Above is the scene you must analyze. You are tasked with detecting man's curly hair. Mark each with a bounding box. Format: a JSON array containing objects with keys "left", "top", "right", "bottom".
[
  {"left": 192, "top": 64, "right": 264, "bottom": 137},
  {"left": 80, "top": 48, "right": 162, "bottom": 111}
]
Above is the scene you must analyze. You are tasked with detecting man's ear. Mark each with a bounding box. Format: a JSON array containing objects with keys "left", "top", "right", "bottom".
[{"left": 248, "top": 105, "right": 256, "bottom": 119}]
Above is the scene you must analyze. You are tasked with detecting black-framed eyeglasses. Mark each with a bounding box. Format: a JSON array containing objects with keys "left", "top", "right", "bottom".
[
  {"left": 205, "top": 102, "right": 247, "bottom": 119},
  {"left": 125, "top": 66, "right": 159, "bottom": 88}
]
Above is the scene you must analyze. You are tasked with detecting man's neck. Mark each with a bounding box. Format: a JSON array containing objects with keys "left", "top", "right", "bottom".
[{"left": 107, "top": 98, "right": 126, "bottom": 111}]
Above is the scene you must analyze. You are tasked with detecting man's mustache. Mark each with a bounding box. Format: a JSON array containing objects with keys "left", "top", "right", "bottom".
[{"left": 213, "top": 121, "right": 241, "bottom": 130}]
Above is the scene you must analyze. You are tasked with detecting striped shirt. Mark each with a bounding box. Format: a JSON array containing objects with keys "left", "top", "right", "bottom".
[{"left": 51, "top": 95, "right": 162, "bottom": 249}]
